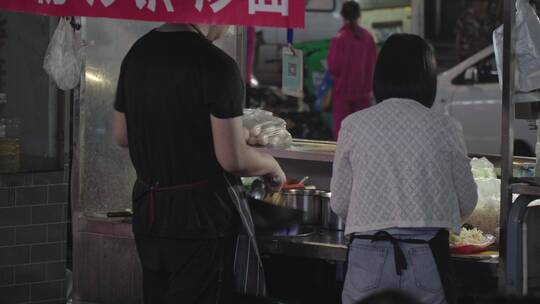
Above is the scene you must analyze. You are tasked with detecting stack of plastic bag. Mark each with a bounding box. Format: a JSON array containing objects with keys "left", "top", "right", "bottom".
[
  {"left": 242, "top": 109, "right": 292, "bottom": 149},
  {"left": 493, "top": 0, "right": 540, "bottom": 92},
  {"left": 467, "top": 157, "right": 500, "bottom": 236}
]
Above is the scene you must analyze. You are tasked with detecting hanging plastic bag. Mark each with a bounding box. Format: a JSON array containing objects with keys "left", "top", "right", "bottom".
[
  {"left": 493, "top": 0, "right": 540, "bottom": 92},
  {"left": 43, "top": 17, "right": 84, "bottom": 91}
]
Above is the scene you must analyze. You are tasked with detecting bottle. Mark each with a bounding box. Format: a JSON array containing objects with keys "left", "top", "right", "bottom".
[
  {"left": 0, "top": 118, "right": 21, "bottom": 173},
  {"left": 0, "top": 119, "right": 5, "bottom": 138},
  {"left": 0, "top": 93, "right": 6, "bottom": 118}
]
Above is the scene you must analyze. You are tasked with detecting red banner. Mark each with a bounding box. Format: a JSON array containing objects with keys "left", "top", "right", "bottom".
[{"left": 0, "top": 0, "right": 304, "bottom": 28}]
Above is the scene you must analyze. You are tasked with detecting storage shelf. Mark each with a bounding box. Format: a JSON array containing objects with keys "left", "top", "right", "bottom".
[
  {"left": 514, "top": 91, "right": 540, "bottom": 103},
  {"left": 256, "top": 140, "right": 336, "bottom": 163},
  {"left": 512, "top": 185, "right": 540, "bottom": 196}
]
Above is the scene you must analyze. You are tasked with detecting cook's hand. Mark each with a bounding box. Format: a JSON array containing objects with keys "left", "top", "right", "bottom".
[{"left": 264, "top": 164, "right": 286, "bottom": 192}]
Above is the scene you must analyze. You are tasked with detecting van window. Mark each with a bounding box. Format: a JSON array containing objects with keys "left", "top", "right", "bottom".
[
  {"left": 306, "top": 0, "right": 336, "bottom": 12},
  {"left": 452, "top": 54, "right": 499, "bottom": 85},
  {"left": 358, "top": 0, "right": 411, "bottom": 10}
]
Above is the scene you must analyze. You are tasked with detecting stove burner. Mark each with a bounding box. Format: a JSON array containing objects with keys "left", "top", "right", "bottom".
[{"left": 269, "top": 225, "right": 315, "bottom": 237}]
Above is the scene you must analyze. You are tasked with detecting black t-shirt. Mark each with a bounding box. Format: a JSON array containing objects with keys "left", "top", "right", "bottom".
[{"left": 115, "top": 30, "right": 244, "bottom": 238}]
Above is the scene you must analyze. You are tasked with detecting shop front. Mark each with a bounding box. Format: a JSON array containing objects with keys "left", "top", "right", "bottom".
[{"left": 1, "top": 0, "right": 539, "bottom": 303}]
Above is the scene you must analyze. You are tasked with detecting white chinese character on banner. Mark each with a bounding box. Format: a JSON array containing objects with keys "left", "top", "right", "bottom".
[
  {"left": 195, "top": 0, "right": 232, "bottom": 13},
  {"left": 38, "top": 0, "right": 66, "bottom": 5},
  {"left": 136, "top": 0, "right": 174, "bottom": 12},
  {"left": 86, "top": 0, "right": 115, "bottom": 7},
  {"left": 249, "top": 0, "right": 288, "bottom": 16}
]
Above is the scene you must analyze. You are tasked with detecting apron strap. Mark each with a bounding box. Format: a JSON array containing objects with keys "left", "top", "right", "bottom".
[
  {"left": 223, "top": 173, "right": 267, "bottom": 297},
  {"left": 352, "top": 231, "right": 428, "bottom": 276},
  {"left": 134, "top": 179, "right": 209, "bottom": 232}
]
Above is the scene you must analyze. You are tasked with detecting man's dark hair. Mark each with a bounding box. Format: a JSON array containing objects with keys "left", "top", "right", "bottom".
[
  {"left": 356, "top": 290, "right": 422, "bottom": 304},
  {"left": 373, "top": 34, "right": 437, "bottom": 108}
]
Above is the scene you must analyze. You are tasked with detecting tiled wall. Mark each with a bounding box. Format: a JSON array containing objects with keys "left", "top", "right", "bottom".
[{"left": 0, "top": 171, "right": 68, "bottom": 304}]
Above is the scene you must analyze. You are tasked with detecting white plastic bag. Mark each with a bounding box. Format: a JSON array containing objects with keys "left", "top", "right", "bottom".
[
  {"left": 242, "top": 109, "right": 292, "bottom": 148},
  {"left": 493, "top": 0, "right": 540, "bottom": 92},
  {"left": 467, "top": 178, "right": 500, "bottom": 236},
  {"left": 466, "top": 158, "right": 500, "bottom": 236},
  {"left": 470, "top": 157, "right": 497, "bottom": 179},
  {"left": 43, "top": 18, "right": 84, "bottom": 91}
]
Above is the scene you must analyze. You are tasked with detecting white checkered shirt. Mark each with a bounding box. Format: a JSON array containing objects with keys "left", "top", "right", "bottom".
[{"left": 331, "top": 98, "right": 478, "bottom": 235}]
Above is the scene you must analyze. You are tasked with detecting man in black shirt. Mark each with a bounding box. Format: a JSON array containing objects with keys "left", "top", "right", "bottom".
[{"left": 113, "top": 24, "right": 285, "bottom": 303}]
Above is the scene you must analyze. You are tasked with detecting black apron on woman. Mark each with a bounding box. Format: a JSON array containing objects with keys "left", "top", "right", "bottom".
[{"left": 350, "top": 229, "right": 456, "bottom": 304}]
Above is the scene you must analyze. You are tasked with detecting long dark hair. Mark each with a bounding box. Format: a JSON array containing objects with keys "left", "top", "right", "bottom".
[
  {"left": 373, "top": 34, "right": 437, "bottom": 108},
  {"left": 341, "top": 1, "right": 361, "bottom": 38}
]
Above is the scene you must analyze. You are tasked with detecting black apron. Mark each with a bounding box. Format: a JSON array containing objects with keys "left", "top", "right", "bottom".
[
  {"left": 135, "top": 174, "right": 267, "bottom": 298},
  {"left": 351, "top": 229, "right": 456, "bottom": 304}
]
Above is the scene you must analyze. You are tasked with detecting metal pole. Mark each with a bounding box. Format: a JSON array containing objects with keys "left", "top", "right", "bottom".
[
  {"left": 435, "top": 0, "right": 442, "bottom": 37},
  {"left": 411, "top": 0, "right": 425, "bottom": 37},
  {"left": 505, "top": 195, "right": 534, "bottom": 295},
  {"left": 500, "top": 0, "right": 517, "bottom": 292},
  {"left": 48, "top": 17, "right": 59, "bottom": 159}
]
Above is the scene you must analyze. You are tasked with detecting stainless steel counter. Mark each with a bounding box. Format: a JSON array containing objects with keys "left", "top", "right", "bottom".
[
  {"left": 258, "top": 230, "right": 499, "bottom": 265},
  {"left": 258, "top": 230, "right": 348, "bottom": 261}
]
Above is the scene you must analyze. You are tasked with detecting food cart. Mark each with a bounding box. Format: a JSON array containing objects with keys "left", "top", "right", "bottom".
[{"left": 0, "top": 0, "right": 538, "bottom": 303}]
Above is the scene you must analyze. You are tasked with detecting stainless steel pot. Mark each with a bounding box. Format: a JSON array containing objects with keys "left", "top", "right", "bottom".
[
  {"left": 282, "top": 189, "right": 322, "bottom": 225},
  {"left": 319, "top": 192, "right": 345, "bottom": 231}
]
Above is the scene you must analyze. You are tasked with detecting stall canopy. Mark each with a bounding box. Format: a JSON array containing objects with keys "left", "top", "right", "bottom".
[{"left": 0, "top": 0, "right": 304, "bottom": 28}]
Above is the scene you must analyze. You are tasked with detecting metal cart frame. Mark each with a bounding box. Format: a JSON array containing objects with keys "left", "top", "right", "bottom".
[{"left": 501, "top": 0, "right": 540, "bottom": 295}]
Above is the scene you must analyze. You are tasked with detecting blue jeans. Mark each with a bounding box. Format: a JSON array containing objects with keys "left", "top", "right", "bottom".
[{"left": 342, "top": 230, "right": 447, "bottom": 304}]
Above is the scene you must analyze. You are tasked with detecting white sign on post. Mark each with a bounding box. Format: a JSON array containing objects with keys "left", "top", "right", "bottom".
[{"left": 281, "top": 47, "right": 303, "bottom": 98}]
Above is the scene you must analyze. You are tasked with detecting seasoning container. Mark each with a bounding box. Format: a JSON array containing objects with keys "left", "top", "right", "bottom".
[{"left": 319, "top": 191, "right": 345, "bottom": 231}]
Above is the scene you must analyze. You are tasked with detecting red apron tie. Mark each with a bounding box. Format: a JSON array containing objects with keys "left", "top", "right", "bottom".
[{"left": 139, "top": 180, "right": 209, "bottom": 230}]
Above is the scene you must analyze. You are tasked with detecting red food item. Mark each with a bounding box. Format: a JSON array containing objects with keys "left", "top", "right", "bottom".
[
  {"left": 282, "top": 183, "right": 304, "bottom": 190},
  {"left": 450, "top": 244, "right": 489, "bottom": 254},
  {"left": 450, "top": 234, "right": 496, "bottom": 254}
]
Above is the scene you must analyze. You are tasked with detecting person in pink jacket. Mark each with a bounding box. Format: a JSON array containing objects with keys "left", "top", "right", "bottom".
[{"left": 328, "top": 1, "right": 377, "bottom": 139}]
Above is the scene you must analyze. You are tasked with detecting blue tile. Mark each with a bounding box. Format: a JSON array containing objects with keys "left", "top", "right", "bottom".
[
  {"left": 31, "top": 243, "right": 64, "bottom": 263},
  {"left": 47, "top": 185, "right": 68, "bottom": 204},
  {"left": 0, "top": 207, "right": 31, "bottom": 227},
  {"left": 0, "top": 284, "right": 30, "bottom": 304},
  {"left": 0, "top": 227, "right": 15, "bottom": 246},
  {"left": 0, "top": 246, "right": 30, "bottom": 266},
  {"left": 32, "top": 205, "right": 63, "bottom": 224},
  {"left": 15, "top": 263, "right": 46, "bottom": 284},
  {"left": 16, "top": 225, "right": 47, "bottom": 245},
  {"left": 16, "top": 186, "right": 48, "bottom": 206},
  {"left": 30, "top": 281, "right": 63, "bottom": 301},
  {"left": 0, "top": 266, "right": 14, "bottom": 286}
]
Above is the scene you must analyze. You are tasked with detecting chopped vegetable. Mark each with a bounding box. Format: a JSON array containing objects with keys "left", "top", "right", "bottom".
[{"left": 451, "top": 227, "right": 489, "bottom": 246}]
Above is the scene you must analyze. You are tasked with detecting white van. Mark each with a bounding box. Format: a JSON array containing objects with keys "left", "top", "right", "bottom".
[{"left": 434, "top": 46, "right": 540, "bottom": 155}]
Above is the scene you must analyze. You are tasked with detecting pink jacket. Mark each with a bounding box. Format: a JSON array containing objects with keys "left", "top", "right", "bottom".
[{"left": 328, "top": 25, "right": 377, "bottom": 102}]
